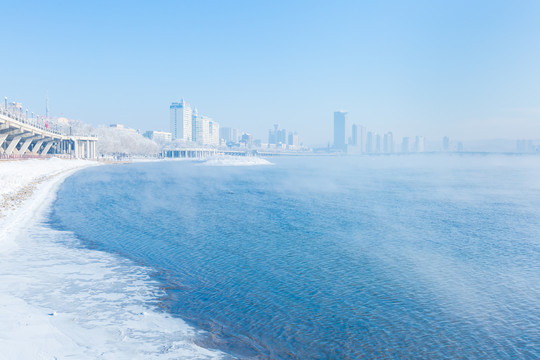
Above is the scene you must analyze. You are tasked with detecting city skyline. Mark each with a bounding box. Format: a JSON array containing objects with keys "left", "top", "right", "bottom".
[{"left": 1, "top": 1, "right": 540, "bottom": 145}]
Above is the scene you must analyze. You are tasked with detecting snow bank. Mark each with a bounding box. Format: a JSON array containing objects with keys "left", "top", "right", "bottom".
[
  {"left": 0, "top": 158, "right": 96, "bottom": 219},
  {"left": 199, "top": 156, "right": 274, "bottom": 167},
  {"left": 0, "top": 158, "right": 92, "bottom": 198},
  {"left": 0, "top": 159, "right": 224, "bottom": 359}
]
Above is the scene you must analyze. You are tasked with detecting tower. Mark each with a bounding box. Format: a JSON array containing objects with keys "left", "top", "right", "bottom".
[
  {"left": 333, "top": 111, "right": 348, "bottom": 150},
  {"left": 170, "top": 99, "right": 193, "bottom": 141}
]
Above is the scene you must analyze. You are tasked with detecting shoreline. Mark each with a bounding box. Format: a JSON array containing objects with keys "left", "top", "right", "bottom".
[{"left": 0, "top": 159, "right": 224, "bottom": 359}]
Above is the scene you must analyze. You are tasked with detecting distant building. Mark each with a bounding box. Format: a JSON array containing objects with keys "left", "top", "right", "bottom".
[
  {"left": 359, "top": 125, "right": 366, "bottom": 153},
  {"left": 414, "top": 136, "right": 425, "bottom": 152},
  {"left": 170, "top": 99, "right": 192, "bottom": 141},
  {"left": 457, "top": 142, "right": 464, "bottom": 152},
  {"left": 241, "top": 133, "right": 254, "bottom": 146},
  {"left": 192, "top": 110, "right": 219, "bottom": 146},
  {"left": 375, "top": 134, "right": 381, "bottom": 153},
  {"left": 383, "top": 132, "right": 393, "bottom": 153},
  {"left": 220, "top": 127, "right": 241, "bottom": 143},
  {"left": 143, "top": 130, "right": 172, "bottom": 143},
  {"left": 268, "top": 124, "right": 287, "bottom": 144},
  {"left": 333, "top": 111, "right": 348, "bottom": 150},
  {"left": 220, "top": 127, "right": 232, "bottom": 142},
  {"left": 350, "top": 124, "right": 358, "bottom": 146},
  {"left": 401, "top": 137, "right": 410, "bottom": 153},
  {"left": 110, "top": 124, "right": 137, "bottom": 133},
  {"left": 366, "top": 131, "right": 374, "bottom": 153},
  {"left": 443, "top": 136, "right": 450, "bottom": 151},
  {"left": 209, "top": 120, "right": 220, "bottom": 146},
  {"left": 288, "top": 132, "right": 300, "bottom": 147}
]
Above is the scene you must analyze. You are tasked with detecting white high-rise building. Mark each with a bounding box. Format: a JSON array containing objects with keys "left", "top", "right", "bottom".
[
  {"left": 170, "top": 99, "right": 193, "bottom": 141},
  {"left": 192, "top": 111, "right": 220, "bottom": 146},
  {"left": 209, "top": 120, "right": 220, "bottom": 146},
  {"left": 194, "top": 114, "right": 211, "bottom": 145}
]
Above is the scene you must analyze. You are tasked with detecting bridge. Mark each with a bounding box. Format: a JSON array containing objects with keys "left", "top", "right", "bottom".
[
  {"left": 0, "top": 102, "right": 97, "bottom": 159},
  {"left": 162, "top": 148, "right": 310, "bottom": 158}
]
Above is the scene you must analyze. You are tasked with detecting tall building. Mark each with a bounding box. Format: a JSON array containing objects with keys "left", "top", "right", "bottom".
[
  {"left": 375, "top": 133, "right": 381, "bottom": 153},
  {"left": 366, "top": 131, "right": 374, "bottom": 153},
  {"left": 383, "top": 132, "right": 394, "bottom": 153},
  {"left": 268, "top": 124, "right": 288, "bottom": 144},
  {"left": 359, "top": 125, "right": 366, "bottom": 153},
  {"left": 350, "top": 124, "right": 358, "bottom": 146},
  {"left": 193, "top": 113, "right": 219, "bottom": 146},
  {"left": 288, "top": 132, "right": 300, "bottom": 147},
  {"left": 443, "top": 136, "right": 450, "bottom": 151},
  {"left": 333, "top": 111, "right": 348, "bottom": 150},
  {"left": 209, "top": 120, "right": 220, "bottom": 146},
  {"left": 401, "top": 137, "right": 410, "bottom": 153},
  {"left": 268, "top": 124, "right": 278, "bottom": 144},
  {"left": 232, "top": 128, "right": 240, "bottom": 143},
  {"left": 414, "top": 136, "right": 425, "bottom": 152},
  {"left": 220, "top": 127, "right": 233, "bottom": 142},
  {"left": 194, "top": 114, "right": 210, "bottom": 145},
  {"left": 170, "top": 99, "right": 192, "bottom": 141}
]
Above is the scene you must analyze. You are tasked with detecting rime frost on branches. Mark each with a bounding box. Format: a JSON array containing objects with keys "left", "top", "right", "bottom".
[{"left": 95, "top": 126, "right": 159, "bottom": 157}]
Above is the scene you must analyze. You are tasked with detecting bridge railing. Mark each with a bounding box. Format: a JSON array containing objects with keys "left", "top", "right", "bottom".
[{"left": 0, "top": 105, "right": 64, "bottom": 136}]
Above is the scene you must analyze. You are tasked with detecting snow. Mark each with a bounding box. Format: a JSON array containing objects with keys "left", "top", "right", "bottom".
[
  {"left": 199, "top": 156, "right": 274, "bottom": 166},
  {"left": 0, "top": 158, "right": 224, "bottom": 359}
]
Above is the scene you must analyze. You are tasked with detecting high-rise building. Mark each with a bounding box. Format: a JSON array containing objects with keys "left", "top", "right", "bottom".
[
  {"left": 401, "top": 137, "right": 410, "bottom": 153},
  {"left": 209, "top": 120, "right": 220, "bottom": 146},
  {"left": 288, "top": 132, "right": 300, "bottom": 147},
  {"left": 220, "top": 127, "right": 234, "bottom": 143},
  {"left": 232, "top": 128, "right": 240, "bottom": 143},
  {"left": 414, "top": 136, "right": 425, "bottom": 152},
  {"left": 375, "top": 134, "right": 381, "bottom": 153},
  {"left": 334, "top": 111, "right": 348, "bottom": 150},
  {"left": 170, "top": 99, "right": 193, "bottom": 141},
  {"left": 268, "top": 124, "right": 288, "bottom": 145},
  {"left": 350, "top": 124, "right": 358, "bottom": 146},
  {"left": 366, "top": 131, "right": 374, "bottom": 153},
  {"left": 383, "top": 132, "right": 394, "bottom": 153},
  {"left": 359, "top": 125, "right": 366, "bottom": 153},
  {"left": 194, "top": 114, "right": 210, "bottom": 145},
  {"left": 443, "top": 136, "right": 450, "bottom": 151}
]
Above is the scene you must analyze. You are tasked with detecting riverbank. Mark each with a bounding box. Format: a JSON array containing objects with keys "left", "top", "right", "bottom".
[{"left": 0, "top": 158, "right": 223, "bottom": 359}]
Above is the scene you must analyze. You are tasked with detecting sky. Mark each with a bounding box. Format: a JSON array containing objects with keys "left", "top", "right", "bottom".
[{"left": 1, "top": 0, "right": 540, "bottom": 145}]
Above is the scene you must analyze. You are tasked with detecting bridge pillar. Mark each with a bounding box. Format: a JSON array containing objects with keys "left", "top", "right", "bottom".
[
  {"left": 18, "top": 136, "right": 41, "bottom": 155},
  {"left": 32, "top": 139, "right": 44, "bottom": 154},
  {"left": 41, "top": 141, "right": 54, "bottom": 155},
  {"left": 0, "top": 133, "right": 8, "bottom": 149},
  {"left": 5, "top": 136, "right": 22, "bottom": 155}
]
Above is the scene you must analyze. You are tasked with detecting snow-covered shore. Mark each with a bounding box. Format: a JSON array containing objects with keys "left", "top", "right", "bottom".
[{"left": 0, "top": 158, "right": 223, "bottom": 359}]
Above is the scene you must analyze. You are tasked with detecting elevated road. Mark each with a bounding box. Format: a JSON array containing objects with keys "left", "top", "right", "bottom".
[{"left": 0, "top": 107, "right": 97, "bottom": 159}]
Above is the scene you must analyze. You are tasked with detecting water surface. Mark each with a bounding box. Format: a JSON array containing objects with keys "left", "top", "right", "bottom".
[{"left": 50, "top": 155, "right": 540, "bottom": 359}]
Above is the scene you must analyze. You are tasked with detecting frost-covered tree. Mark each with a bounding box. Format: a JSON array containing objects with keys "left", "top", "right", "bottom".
[{"left": 96, "top": 126, "right": 160, "bottom": 157}]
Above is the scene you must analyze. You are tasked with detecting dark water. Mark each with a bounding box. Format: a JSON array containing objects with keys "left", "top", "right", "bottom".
[{"left": 50, "top": 155, "right": 540, "bottom": 359}]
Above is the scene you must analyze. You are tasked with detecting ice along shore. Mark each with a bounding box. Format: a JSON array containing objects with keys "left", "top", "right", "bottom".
[{"left": 0, "top": 158, "right": 224, "bottom": 359}]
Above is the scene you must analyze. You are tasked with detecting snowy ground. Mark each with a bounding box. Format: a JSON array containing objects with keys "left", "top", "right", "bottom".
[{"left": 0, "top": 158, "right": 224, "bottom": 359}]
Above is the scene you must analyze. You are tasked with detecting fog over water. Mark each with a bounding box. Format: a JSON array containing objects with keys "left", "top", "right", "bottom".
[{"left": 50, "top": 155, "right": 540, "bottom": 359}]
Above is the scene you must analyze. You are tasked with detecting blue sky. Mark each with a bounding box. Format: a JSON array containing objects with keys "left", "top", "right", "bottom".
[{"left": 1, "top": 0, "right": 540, "bottom": 145}]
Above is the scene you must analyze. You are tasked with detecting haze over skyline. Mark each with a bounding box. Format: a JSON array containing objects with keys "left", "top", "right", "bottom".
[{"left": 2, "top": 0, "right": 540, "bottom": 145}]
